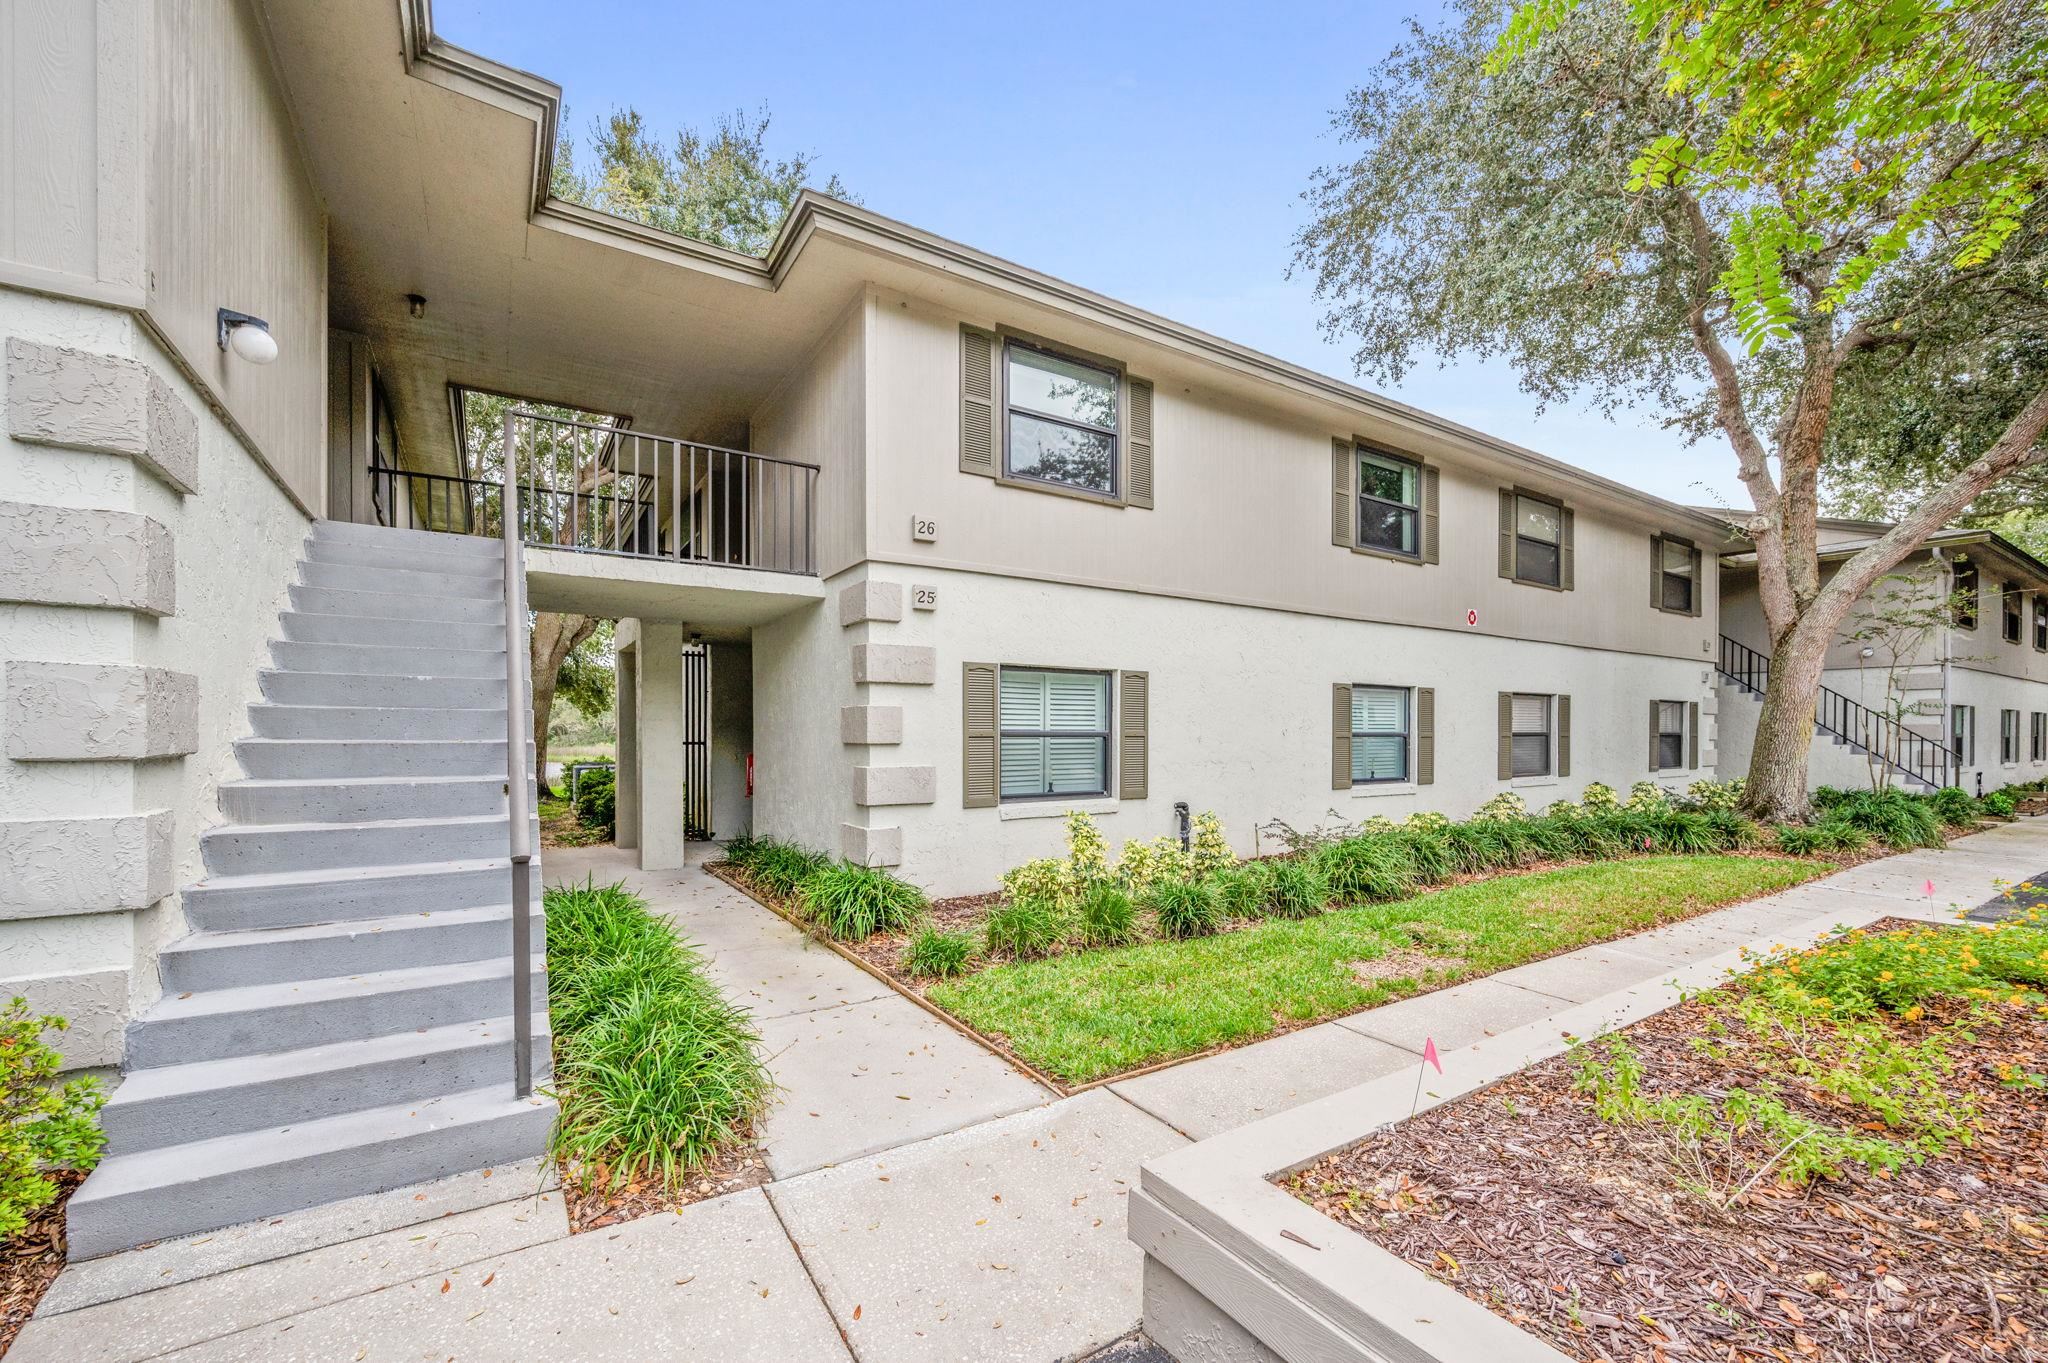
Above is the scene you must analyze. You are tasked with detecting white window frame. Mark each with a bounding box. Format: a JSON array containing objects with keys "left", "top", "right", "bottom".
[
  {"left": 1510, "top": 692, "right": 1555, "bottom": 779},
  {"left": 1654, "top": 700, "right": 1687, "bottom": 771},
  {"left": 1350, "top": 684, "right": 1412, "bottom": 785},
  {"left": 995, "top": 666, "right": 1113, "bottom": 803}
]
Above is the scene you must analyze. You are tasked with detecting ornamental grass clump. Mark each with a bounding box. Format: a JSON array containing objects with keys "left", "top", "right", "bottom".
[
  {"left": 730, "top": 838, "right": 831, "bottom": 898},
  {"left": 1145, "top": 876, "right": 1224, "bottom": 939},
  {"left": 1262, "top": 857, "right": 1331, "bottom": 919},
  {"left": 1, "top": 998, "right": 105, "bottom": 1240},
  {"left": 1314, "top": 836, "right": 1419, "bottom": 905},
  {"left": 1207, "top": 860, "right": 1273, "bottom": 918},
  {"left": 795, "top": 861, "right": 927, "bottom": 941},
  {"left": 985, "top": 895, "right": 1063, "bottom": 959},
  {"left": 1077, "top": 882, "right": 1141, "bottom": 948},
  {"left": 902, "top": 925, "right": 978, "bottom": 980},
  {"left": 544, "top": 879, "right": 771, "bottom": 1190}
]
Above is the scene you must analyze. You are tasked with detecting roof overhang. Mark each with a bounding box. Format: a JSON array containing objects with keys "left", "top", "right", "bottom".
[{"left": 1720, "top": 527, "right": 2048, "bottom": 591}]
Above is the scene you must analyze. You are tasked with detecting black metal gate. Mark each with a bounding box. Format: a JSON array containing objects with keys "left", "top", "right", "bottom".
[{"left": 683, "top": 645, "right": 711, "bottom": 838}]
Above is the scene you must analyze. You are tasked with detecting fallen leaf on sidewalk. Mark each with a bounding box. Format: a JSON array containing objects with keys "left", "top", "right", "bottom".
[{"left": 439, "top": 1279, "right": 451, "bottom": 1294}]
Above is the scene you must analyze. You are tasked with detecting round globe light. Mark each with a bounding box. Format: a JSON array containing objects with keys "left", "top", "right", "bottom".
[{"left": 228, "top": 322, "right": 278, "bottom": 365}]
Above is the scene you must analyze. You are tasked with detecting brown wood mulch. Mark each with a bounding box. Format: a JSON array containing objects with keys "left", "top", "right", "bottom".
[
  {"left": 556, "top": 1142, "right": 769, "bottom": 1234},
  {"left": 1282, "top": 923, "right": 2048, "bottom": 1363},
  {"left": 1, "top": 1171, "right": 81, "bottom": 1359}
]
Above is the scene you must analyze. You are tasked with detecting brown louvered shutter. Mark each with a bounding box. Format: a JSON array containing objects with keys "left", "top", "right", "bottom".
[
  {"left": 1559, "top": 508, "right": 1576, "bottom": 590},
  {"left": 960, "top": 327, "right": 997, "bottom": 477},
  {"left": 1119, "top": 671, "right": 1149, "bottom": 800},
  {"left": 1649, "top": 536, "right": 1664, "bottom": 609},
  {"left": 1497, "top": 691, "right": 1513, "bottom": 780},
  {"left": 1498, "top": 490, "right": 1515, "bottom": 578},
  {"left": 1416, "top": 686, "right": 1435, "bottom": 784},
  {"left": 962, "top": 662, "right": 998, "bottom": 807},
  {"left": 1689, "top": 547, "right": 1703, "bottom": 617},
  {"left": 1649, "top": 699, "right": 1662, "bottom": 769},
  {"left": 1688, "top": 701, "right": 1700, "bottom": 768},
  {"left": 1422, "top": 467, "right": 1440, "bottom": 564},
  {"left": 1125, "top": 379, "right": 1154, "bottom": 509},
  {"left": 1330, "top": 440, "right": 1353, "bottom": 548},
  {"left": 1332, "top": 684, "right": 1352, "bottom": 789},
  {"left": 1558, "top": 694, "right": 1573, "bottom": 777}
]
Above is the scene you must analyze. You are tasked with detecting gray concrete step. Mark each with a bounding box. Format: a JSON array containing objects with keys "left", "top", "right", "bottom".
[
  {"left": 287, "top": 582, "right": 505, "bottom": 624},
  {"left": 270, "top": 640, "right": 508, "bottom": 678},
  {"left": 159, "top": 904, "right": 532, "bottom": 990},
  {"left": 64, "top": 1084, "right": 555, "bottom": 1260},
  {"left": 200, "top": 814, "right": 540, "bottom": 876},
  {"left": 257, "top": 668, "right": 507, "bottom": 709},
  {"left": 304, "top": 538, "right": 504, "bottom": 578},
  {"left": 235, "top": 736, "right": 528, "bottom": 779},
  {"left": 183, "top": 857, "right": 540, "bottom": 932},
  {"left": 277, "top": 611, "right": 506, "bottom": 650},
  {"left": 125, "top": 954, "right": 547, "bottom": 1068},
  {"left": 246, "top": 702, "right": 507, "bottom": 741},
  {"left": 297, "top": 559, "right": 503, "bottom": 600},
  {"left": 100, "top": 1013, "right": 550, "bottom": 1154},
  {"left": 219, "top": 773, "right": 509, "bottom": 824},
  {"left": 313, "top": 519, "right": 503, "bottom": 559}
]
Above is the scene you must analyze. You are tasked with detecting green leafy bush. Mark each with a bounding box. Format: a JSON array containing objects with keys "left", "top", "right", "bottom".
[
  {"left": 1931, "top": 786, "right": 1978, "bottom": 826},
  {"left": 1077, "top": 882, "right": 1140, "bottom": 947},
  {"left": 985, "top": 896, "right": 1063, "bottom": 959},
  {"left": 1684, "top": 777, "right": 1745, "bottom": 811},
  {"left": 1207, "top": 861, "right": 1272, "bottom": 918},
  {"left": 1314, "top": 836, "right": 1419, "bottom": 904},
  {"left": 1261, "top": 858, "right": 1331, "bottom": 918},
  {"left": 1650, "top": 810, "right": 1728, "bottom": 855},
  {"left": 544, "top": 881, "right": 771, "bottom": 1189},
  {"left": 1, "top": 999, "right": 105, "bottom": 1240},
  {"left": 1776, "top": 819, "right": 1871, "bottom": 856},
  {"left": 1145, "top": 877, "right": 1224, "bottom": 939},
  {"left": 571, "top": 762, "right": 616, "bottom": 835},
  {"left": 732, "top": 839, "right": 832, "bottom": 898},
  {"left": 795, "top": 861, "right": 927, "bottom": 941},
  {"left": 1472, "top": 790, "right": 1529, "bottom": 821},
  {"left": 902, "top": 925, "right": 977, "bottom": 979},
  {"left": 1982, "top": 789, "right": 2019, "bottom": 818},
  {"left": 1823, "top": 789, "right": 1943, "bottom": 849},
  {"left": 1579, "top": 781, "right": 1619, "bottom": 812}
]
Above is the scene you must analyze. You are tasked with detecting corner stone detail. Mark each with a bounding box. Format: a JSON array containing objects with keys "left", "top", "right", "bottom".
[
  {"left": 838, "top": 580, "right": 904, "bottom": 627},
  {"left": 0, "top": 808, "right": 174, "bottom": 919},
  {"left": 852, "top": 765, "right": 937, "bottom": 807},
  {"left": 6, "top": 662, "right": 199, "bottom": 760},
  {"left": 839, "top": 704, "right": 904, "bottom": 745},
  {"left": 0, "top": 501, "right": 175, "bottom": 616},
  {"left": 6, "top": 337, "right": 200, "bottom": 494},
  {"left": 840, "top": 822, "right": 904, "bottom": 867},
  {"left": 850, "top": 643, "right": 936, "bottom": 685}
]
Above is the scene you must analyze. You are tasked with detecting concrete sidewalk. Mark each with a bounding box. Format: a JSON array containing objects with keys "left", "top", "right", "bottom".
[{"left": 18, "top": 820, "right": 2046, "bottom": 1363}]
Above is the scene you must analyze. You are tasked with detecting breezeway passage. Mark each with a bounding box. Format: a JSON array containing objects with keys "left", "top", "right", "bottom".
[{"left": 16, "top": 822, "right": 2047, "bottom": 1363}]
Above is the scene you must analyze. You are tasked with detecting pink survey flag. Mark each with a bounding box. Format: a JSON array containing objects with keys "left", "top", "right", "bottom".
[
  {"left": 1924, "top": 879, "right": 1936, "bottom": 897},
  {"left": 1422, "top": 1037, "right": 1443, "bottom": 1074}
]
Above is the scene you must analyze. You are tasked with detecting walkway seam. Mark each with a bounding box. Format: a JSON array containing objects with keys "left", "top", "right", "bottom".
[{"left": 760, "top": 1180, "right": 865, "bottom": 1363}]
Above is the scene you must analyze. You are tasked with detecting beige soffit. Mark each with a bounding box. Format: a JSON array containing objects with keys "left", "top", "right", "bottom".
[
  {"left": 1719, "top": 527, "right": 2048, "bottom": 590},
  {"left": 389, "top": 0, "right": 1723, "bottom": 537}
]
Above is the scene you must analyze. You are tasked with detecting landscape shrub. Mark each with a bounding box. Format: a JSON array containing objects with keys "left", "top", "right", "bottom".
[
  {"left": 985, "top": 896, "right": 1063, "bottom": 959},
  {"left": 902, "top": 925, "right": 977, "bottom": 980},
  {"left": 1145, "top": 876, "right": 1224, "bottom": 939},
  {"left": 1, "top": 999, "right": 105, "bottom": 1240},
  {"left": 571, "top": 762, "right": 616, "bottom": 835},
  {"left": 1404, "top": 810, "right": 1452, "bottom": 834},
  {"left": 1188, "top": 811, "right": 1235, "bottom": 877},
  {"left": 1982, "top": 789, "right": 2019, "bottom": 818},
  {"left": 1395, "top": 829, "right": 1456, "bottom": 883},
  {"left": 728, "top": 838, "right": 832, "bottom": 898},
  {"left": 545, "top": 880, "right": 771, "bottom": 1188},
  {"left": 1579, "top": 781, "right": 1620, "bottom": 812},
  {"left": 1118, "top": 836, "right": 1195, "bottom": 897},
  {"left": 1684, "top": 777, "right": 1745, "bottom": 811},
  {"left": 1472, "top": 791, "right": 1528, "bottom": 822},
  {"left": 1262, "top": 857, "right": 1331, "bottom": 918},
  {"left": 795, "top": 861, "right": 927, "bottom": 940},
  {"left": 1207, "top": 860, "right": 1272, "bottom": 918},
  {"left": 1064, "top": 809, "right": 1114, "bottom": 886},
  {"left": 1624, "top": 780, "right": 1673, "bottom": 814},
  {"left": 1777, "top": 820, "right": 1871, "bottom": 856},
  {"left": 1650, "top": 809, "right": 1726, "bottom": 855},
  {"left": 1314, "top": 836, "right": 1418, "bottom": 904},
  {"left": 1000, "top": 857, "right": 1078, "bottom": 914},
  {"left": 1931, "top": 785, "right": 1979, "bottom": 826},
  {"left": 1077, "top": 882, "right": 1141, "bottom": 947},
  {"left": 1823, "top": 789, "right": 1943, "bottom": 849}
]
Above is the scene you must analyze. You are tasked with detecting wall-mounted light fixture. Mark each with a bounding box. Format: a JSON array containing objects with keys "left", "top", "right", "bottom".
[
  {"left": 406, "top": 293, "right": 428, "bottom": 319},
  {"left": 216, "top": 308, "right": 278, "bottom": 365}
]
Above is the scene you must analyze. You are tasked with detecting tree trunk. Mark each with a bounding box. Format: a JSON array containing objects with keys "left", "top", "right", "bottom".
[
  {"left": 529, "top": 610, "right": 596, "bottom": 798},
  {"left": 1739, "top": 620, "right": 1833, "bottom": 824}
]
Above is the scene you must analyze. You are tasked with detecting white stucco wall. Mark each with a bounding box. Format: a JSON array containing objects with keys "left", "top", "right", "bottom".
[
  {"left": 1946, "top": 667, "right": 2048, "bottom": 794},
  {"left": 748, "top": 562, "right": 1718, "bottom": 899},
  {"left": 0, "top": 290, "right": 307, "bottom": 1066}
]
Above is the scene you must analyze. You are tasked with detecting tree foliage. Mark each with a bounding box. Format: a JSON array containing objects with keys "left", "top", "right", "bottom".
[
  {"left": 551, "top": 106, "right": 853, "bottom": 257},
  {"left": 1296, "top": 0, "right": 2048, "bottom": 819}
]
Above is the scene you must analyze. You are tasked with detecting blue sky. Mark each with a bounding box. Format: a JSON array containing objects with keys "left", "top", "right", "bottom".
[{"left": 435, "top": 0, "right": 1742, "bottom": 506}]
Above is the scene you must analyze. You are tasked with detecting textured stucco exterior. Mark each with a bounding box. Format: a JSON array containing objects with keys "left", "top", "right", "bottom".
[{"left": 0, "top": 290, "right": 308, "bottom": 1068}]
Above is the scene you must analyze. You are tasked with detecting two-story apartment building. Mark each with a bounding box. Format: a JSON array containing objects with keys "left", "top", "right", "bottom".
[
  {"left": 1718, "top": 520, "right": 2048, "bottom": 795},
  {"left": 1, "top": 0, "right": 1729, "bottom": 1251}
]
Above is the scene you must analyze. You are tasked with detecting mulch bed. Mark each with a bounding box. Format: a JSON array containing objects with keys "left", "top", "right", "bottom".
[
  {"left": 1, "top": 1171, "right": 81, "bottom": 1358},
  {"left": 557, "top": 1142, "right": 769, "bottom": 1234},
  {"left": 1282, "top": 920, "right": 2048, "bottom": 1363}
]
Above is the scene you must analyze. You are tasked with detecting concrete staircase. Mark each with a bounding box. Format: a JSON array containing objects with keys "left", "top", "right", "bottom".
[{"left": 65, "top": 520, "right": 553, "bottom": 1259}]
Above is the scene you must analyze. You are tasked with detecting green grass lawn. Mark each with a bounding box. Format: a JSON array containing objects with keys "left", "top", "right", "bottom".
[{"left": 927, "top": 855, "right": 1831, "bottom": 1084}]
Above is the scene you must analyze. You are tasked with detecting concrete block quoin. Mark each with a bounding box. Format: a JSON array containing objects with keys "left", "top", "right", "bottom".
[
  {"left": 0, "top": 501, "right": 176, "bottom": 615},
  {"left": 6, "top": 337, "right": 200, "bottom": 494},
  {"left": 6, "top": 662, "right": 199, "bottom": 760}
]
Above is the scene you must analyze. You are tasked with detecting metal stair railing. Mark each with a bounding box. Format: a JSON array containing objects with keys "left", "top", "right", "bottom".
[
  {"left": 1716, "top": 635, "right": 1953, "bottom": 791},
  {"left": 501, "top": 411, "right": 535, "bottom": 1099}
]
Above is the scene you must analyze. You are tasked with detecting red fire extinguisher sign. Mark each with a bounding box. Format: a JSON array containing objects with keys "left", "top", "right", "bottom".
[{"left": 746, "top": 752, "right": 754, "bottom": 798}]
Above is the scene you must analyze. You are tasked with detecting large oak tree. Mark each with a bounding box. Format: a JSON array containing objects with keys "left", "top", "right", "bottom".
[{"left": 1296, "top": 0, "right": 2047, "bottom": 820}]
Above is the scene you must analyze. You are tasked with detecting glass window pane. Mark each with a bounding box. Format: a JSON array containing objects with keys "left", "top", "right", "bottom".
[
  {"left": 999, "top": 672, "right": 1048, "bottom": 729},
  {"left": 999, "top": 737, "right": 1046, "bottom": 797},
  {"left": 1517, "top": 537, "right": 1560, "bottom": 586},
  {"left": 1658, "top": 700, "right": 1685, "bottom": 734},
  {"left": 1007, "top": 411, "right": 1115, "bottom": 493},
  {"left": 1353, "top": 735, "right": 1408, "bottom": 782},
  {"left": 1358, "top": 453, "right": 1417, "bottom": 506},
  {"left": 1511, "top": 693, "right": 1550, "bottom": 733},
  {"left": 1045, "top": 672, "right": 1109, "bottom": 731},
  {"left": 1516, "top": 496, "right": 1560, "bottom": 544},
  {"left": 1661, "top": 572, "right": 1693, "bottom": 612},
  {"left": 1045, "top": 736, "right": 1106, "bottom": 794},
  {"left": 1007, "top": 347, "right": 1117, "bottom": 430},
  {"left": 1661, "top": 540, "right": 1693, "bottom": 574},
  {"left": 1359, "top": 503, "right": 1417, "bottom": 555},
  {"left": 1658, "top": 734, "right": 1684, "bottom": 768},
  {"left": 1511, "top": 734, "right": 1551, "bottom": 777},
  {"left": 1354, "top": 686, "right": 1408, "bottom": 733}
]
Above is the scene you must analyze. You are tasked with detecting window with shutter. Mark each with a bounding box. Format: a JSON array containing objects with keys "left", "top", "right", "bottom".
[
  {"left": 1355, "top": 450, "right": 1422, "bottom": 558},
  {"left": 1510, "top": 494, "right": 1565, "bottom": 588},
  {"left": 1003, "top": 342, "right": 1118, "bottom": 497},
  {"left": 2002, "top": 708, "right": 2020, "bottom": 763},
  {"left": 960, "top": 328, "right": 996, "bottom": 477},
  {"left": 997, "top": 668, "right": 1111, "bottom": 799},
  {"left": 1656, "top": 538, "right": 1697, "bottom": 613},
  {"left": 962, "top": 663, "right": 999, "bottom": 808},
  {"left": 1955, "top": 561, "right": 1980, "bottom": 629},
  {"left": 2004, "top": 584, "right": 2023, "bottom": 644},
  {"left": 2033, "top": 711, "right": 2046, "bottom": 761},
  {"left": 1510, "top": 693, "right": 1553, "bottom": 777},
  {"left": 2035, "top": 597, "right": 2047, "bottom": 651},
  {"left": 1654, "top": 700, "right": 1685, "bottom": 769},
  {"left": 1350, "top": 685, "right": 1411, "bottom": 783},
  {"left": 1416, "top": 687, "right": 1436, "bottom": 784},
  {"left": 1118, "top": 672, "right": 1149, "bottom": 800}
]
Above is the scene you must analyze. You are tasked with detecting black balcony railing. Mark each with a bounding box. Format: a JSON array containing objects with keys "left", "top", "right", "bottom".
[{"left": 1718, "top": 635, "right": 1953, "bottom": 791}]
